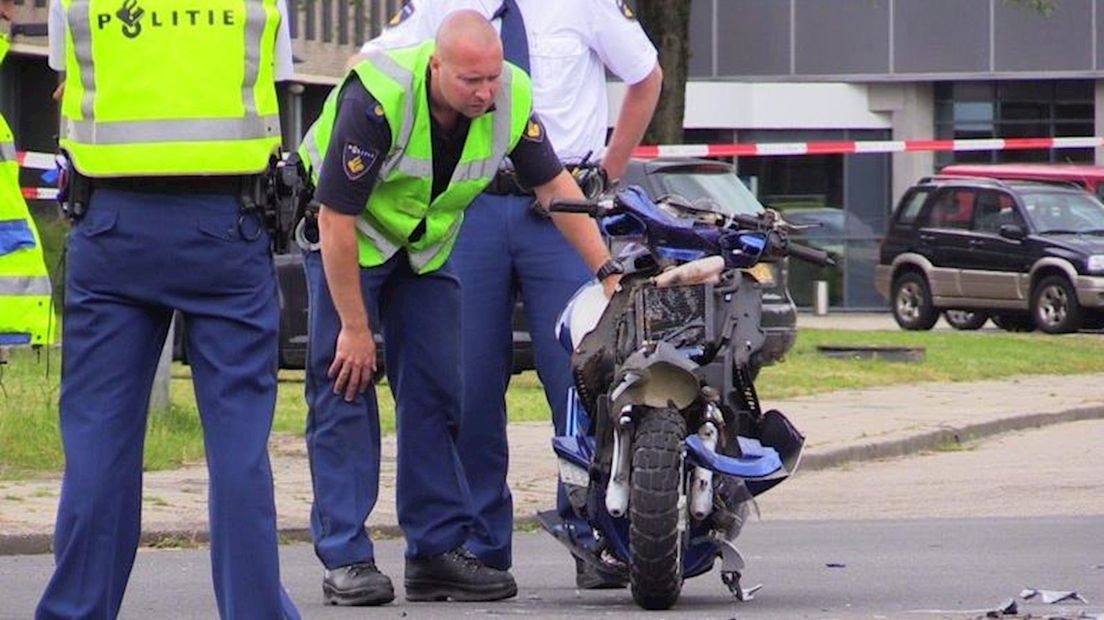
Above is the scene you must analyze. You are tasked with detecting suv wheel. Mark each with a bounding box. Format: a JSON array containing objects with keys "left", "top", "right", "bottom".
[
  {"left": 1032, "top": 275, "right": 1082, "bottom": 334},
  {"left": 991, "top": 313, "right": 1036, "bottom": 333},
  {"left": 943, "top": 310, "right": 988, "bottom": 330},
  {"left": 891, "top": 273, "right": 938, "bottom": 331}
]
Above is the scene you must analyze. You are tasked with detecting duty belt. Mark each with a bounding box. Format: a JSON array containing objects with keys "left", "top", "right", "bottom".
[
  {"left": 90, "top": 175, "right": 252, "bottom": 195},
  {"left": 486, "top": 163, "right": 608, "bottom": 198},
  {"left": 485, "top": 169, "right": 531, "bottom": 196}
]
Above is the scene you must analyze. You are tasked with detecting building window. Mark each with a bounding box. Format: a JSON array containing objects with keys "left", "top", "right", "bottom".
[{"left": 933, "top": 80, "right": 1095, "bottom": 168}]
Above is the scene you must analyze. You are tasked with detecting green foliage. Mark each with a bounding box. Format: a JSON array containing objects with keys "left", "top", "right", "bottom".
[
  {"left": 6, "top": 327, "right": 1104, "bottom": 477},
  {"left": 1005, "top": 0, "right": 1058, "bottom": 15},
  {"left": 29, "top": 206, "right": 69, "bottom": 313},
  {"left": 0, "top": 351, "right": 204, "bottom": 478},
  {"left": 756, "top": 328, "right": 1104, "bottom": 399}
]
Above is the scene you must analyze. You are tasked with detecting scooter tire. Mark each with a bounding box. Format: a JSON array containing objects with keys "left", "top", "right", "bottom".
[{"left": 628, "top": 408, "right": 686, "bottom": 610}]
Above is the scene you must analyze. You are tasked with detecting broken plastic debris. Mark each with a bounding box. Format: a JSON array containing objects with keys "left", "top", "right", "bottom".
[
  {"left": 984, "top": 598, "right": 1017, "bottom": 617},
  {"left": 1019, "top": 588, "right": 1089, "bottom": 604}
]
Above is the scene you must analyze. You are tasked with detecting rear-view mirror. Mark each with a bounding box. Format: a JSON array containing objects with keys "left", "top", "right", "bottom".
[{"left": 999, "top": 224, "right": 1027, "bottom": 240}]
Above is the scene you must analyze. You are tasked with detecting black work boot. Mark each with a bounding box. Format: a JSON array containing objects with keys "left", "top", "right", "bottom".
[
  {"left": 404, "top": 546, "right": 518, "bottom": 602},
  {"left": 322, "top": 562, "right": 395, "bottom": 606},
  {"left": 574, "top": 556, "right": 629, "bottom": 590}
]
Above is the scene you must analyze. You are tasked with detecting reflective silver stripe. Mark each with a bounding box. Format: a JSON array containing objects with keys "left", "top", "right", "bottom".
[
  {"left": 487, "top": 66, "right": 516, "bottom": 166},
  {"left": 65, "top": 115, "right": 280, "bottom": 145},
  {"left": 0, "top": 276, "right": 52, "bottom": 297},
  {"left": 365, "top": 49, "right": 415, "bottom": 85},
  {"left": 365, "top": 51, "right": 417, "bottom": 179},
  {"left": 451, "top": 156, "right": 499, "bottom": 183},
  {"left": 67, "top": 0, "right": 96, "bottom": 120},
  {"left": 0, "top": 141, "right": 15, "bottom": 163},
  {"left": 394, "top": 156, "right": 433, "bottom": 178},
  {"left": 355, "top": 218, "right": 402, "bottom": 259},
  {"left": 302, "top": 127, "right": 322, "bottom": 178},
  {"left": 65, "top": 0, "right": 273, "bottom": 144},
  {"left": 241, "top": 0, "right": 268, "bottom": 117},
  {"left": 408, "top": 218, "right": 461, "bottom": 271}
]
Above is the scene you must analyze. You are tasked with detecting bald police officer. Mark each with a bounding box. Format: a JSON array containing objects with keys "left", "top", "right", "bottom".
[
  {"left": 299, "top": 10, "right": 620, "bottom": 605},
  {"left": 358, "top": 0, "right": 661, "bottom": 588}
]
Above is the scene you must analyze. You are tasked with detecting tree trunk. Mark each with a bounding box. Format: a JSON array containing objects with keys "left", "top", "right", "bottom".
[{"left": 634, "top": 0, "right": 692, "bottom": 145}]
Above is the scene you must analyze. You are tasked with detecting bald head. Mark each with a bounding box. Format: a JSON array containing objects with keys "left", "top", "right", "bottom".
[
  {"left": 429, "top": 9, "right": 505, "bottom": 120},
  {"left": 435, "top": 10, "right": 502, "bottom": 63}
]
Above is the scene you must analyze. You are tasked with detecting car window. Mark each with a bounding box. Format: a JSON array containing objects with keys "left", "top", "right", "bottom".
[
  {"left": 1020, "top": 190, "right": 1104, "bottom": 232},
  {"left": 654, "top": 170, "right": 764, "bottom": 217},
  {"left": 922, "top": 189, "right": 976, "bottom": 230},
  {"left": 894, "top": 188, "right": 931, "bottom": 225},
  {"left": 972, "top": 190, "right": 1024, "bottom": 234}
]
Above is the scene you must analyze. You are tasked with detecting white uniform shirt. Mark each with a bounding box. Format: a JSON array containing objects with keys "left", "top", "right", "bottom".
[
  {"left": 363, "top": 0, "right": 657, "bottom": 163},
  {"left": 47, "top": 0, "right": 295, "bottom": 80}
]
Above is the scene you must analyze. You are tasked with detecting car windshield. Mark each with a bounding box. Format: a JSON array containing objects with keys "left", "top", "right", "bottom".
[
  {"left": 652, "top": 168, "right": 764, "bottom": 217},
  {"left": 1019, "top": 190, "right": 1104, "bottom": 233}
]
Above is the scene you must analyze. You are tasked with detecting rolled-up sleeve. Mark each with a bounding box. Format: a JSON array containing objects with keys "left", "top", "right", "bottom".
[{"left": 588, "top": 0, "right": 658, "bottom": 85}]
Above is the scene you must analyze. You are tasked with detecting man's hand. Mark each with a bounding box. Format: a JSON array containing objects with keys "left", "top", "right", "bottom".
[
  {"left": 536, "top": 170, "right": 614, "bottom": 279},
  {"left": 319, "top": 206, "right": 376, "bottom": 402},
  {"left": 329, "top": 324, "right": 377, "bottom": 402},
  {"left": 602, "top": 274, "right": 623, "bottom": 299}
]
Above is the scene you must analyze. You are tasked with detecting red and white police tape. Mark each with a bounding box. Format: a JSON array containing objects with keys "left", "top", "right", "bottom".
[
  {"left": 16, "top": 136, "right": 1104, "bottom": 198},
  {"left": 16, "top": 150, "right": 58, "bottom": 200},
  {"left": 631, "top": 136, "right": 1104, "bottom": 159}
]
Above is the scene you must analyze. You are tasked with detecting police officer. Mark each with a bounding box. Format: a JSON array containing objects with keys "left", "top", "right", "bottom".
[
  {"left": 0, "top": 0, "right": 54, "bottom": 348},
  {"left": 37, "top": 1, "right": 301, "bottom": 618},
  {"left": 356, "top": 0, "right": 661, "bottom": 589},
  {"left": 299, "top": 10, "right": 619, "bottom": 604}
]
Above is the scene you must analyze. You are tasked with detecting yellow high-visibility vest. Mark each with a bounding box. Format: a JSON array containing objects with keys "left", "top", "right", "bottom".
[
  {"left": 299, "top": 42, "right": 533, "bottom": 273},
  {"left": 58, "top": 0, "right": 283, "bottom": 177},
  {"left": 0, "top": 109, "right": 56, "bottom": 345}
]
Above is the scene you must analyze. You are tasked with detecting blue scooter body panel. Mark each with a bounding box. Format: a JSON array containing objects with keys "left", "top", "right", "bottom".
[{"left": 685, "top": 435, "right": 784, "bottom": 479}]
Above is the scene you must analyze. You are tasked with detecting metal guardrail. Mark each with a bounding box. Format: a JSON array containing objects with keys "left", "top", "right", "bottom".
[{"left": 287, "top": 0, "right": 401, "bottom": 46}]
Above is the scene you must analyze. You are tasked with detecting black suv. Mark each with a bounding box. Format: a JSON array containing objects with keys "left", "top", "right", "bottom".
[
  {"left": 875, "top": 175, "right": 1104, "bottom": 333},
  {"left": 179, "top": 158, "right": 798, "bottom": 370}
]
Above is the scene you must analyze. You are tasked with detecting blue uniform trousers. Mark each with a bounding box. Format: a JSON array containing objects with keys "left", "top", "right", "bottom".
[
  {"left": 450, "top": 192, "right": 594, "bottom": 570},
  {"left": 304, "top": 250, "right": 473, "bottom": 563},
  {"left": 36, "top": 190, "right": 299, "bottom": 620}
]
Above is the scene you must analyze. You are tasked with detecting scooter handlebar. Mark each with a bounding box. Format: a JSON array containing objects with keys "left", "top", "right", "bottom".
[
  {"left": 786, "top": 241, "right": 836, "bottom": 267},
  {"left": 547, "top": 198, "right": 604, "bottom": 216}
]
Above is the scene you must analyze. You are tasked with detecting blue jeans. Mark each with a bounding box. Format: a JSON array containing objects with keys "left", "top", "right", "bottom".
[
  {"left": 36, "top": 189, "right": 299, "bottom": 620},
  {"left": 304, "top": 250, "right": 475, "bottom": 562},
  {"left": 450, "top": 192, "right": 593, "bottom": 570}
]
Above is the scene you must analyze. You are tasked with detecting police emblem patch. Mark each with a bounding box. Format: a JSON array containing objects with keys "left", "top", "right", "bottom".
[
  {"left": 344, "top": 143, "right": 376, "bottom": 181},
  {"left": 615, "top": 0, "right": 635, "bottom": 20},
  {"left": 388, "top": 2, "right": 414, "bottom": 27},
  {"left": 523, "top": 118, "right": 544, "bottom": 142}
]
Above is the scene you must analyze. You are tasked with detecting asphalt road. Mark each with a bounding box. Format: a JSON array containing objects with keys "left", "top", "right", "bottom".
[
  {"left": 3, "top": 421, "right": 1103, "bottom": 619},
  {"left": 2, "top": 517, "right": 1101, "bottom": 619}
]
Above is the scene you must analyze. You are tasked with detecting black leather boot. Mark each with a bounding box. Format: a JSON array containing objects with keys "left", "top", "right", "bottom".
[
  {"left": 322, "top": 562, "right": 395, "bottom": 606},
  {"left": 404, "top": 547, "right": 518, "bottom": 602}
]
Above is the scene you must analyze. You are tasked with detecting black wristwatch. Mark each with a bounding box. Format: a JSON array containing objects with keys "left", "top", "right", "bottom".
[{"left": 595, "top": 258, "right": 624, "bottom": 282}]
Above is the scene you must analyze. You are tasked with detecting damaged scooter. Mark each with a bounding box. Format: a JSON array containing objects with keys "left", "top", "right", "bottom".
[{"left": 538, "top": 186, "right": 833, "bottom": 610}]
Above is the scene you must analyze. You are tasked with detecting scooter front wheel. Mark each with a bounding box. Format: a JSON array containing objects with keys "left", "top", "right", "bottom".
[{"left": 628, "top": 408, "right": 687, "bottom": 610}]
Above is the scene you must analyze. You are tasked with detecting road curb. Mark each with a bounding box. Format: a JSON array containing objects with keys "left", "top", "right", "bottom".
[
  {"left": 799, "top": 405, "right": 1104, "bottom": 471},
  {"left": 3, "top": 405, "right": 1102, "bottom": 557}
]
